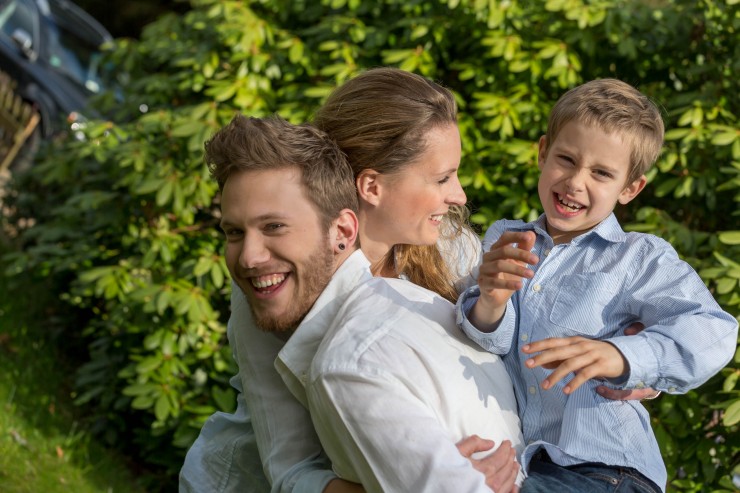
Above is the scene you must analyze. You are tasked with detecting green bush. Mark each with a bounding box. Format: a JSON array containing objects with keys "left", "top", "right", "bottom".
[{"left": 2, "top": 0, "right": 738, "bottom": 489}]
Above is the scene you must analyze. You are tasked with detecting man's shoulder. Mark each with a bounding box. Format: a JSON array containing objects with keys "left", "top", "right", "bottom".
[
  {"left": 340, "top": 277, "right": 454, "bottom": 328},
  {"left": 309, "top": 278, "right": 457, "bottom": 371}
]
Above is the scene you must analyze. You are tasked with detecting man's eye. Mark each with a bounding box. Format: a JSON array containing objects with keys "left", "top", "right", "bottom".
[{"left": 265, "top": 223, "right": 285, "bottom": 232}]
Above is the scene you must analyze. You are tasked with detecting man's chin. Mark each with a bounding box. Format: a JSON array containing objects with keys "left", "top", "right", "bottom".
[{"left": 252, "top": 311, "right": 300, "bottom": 334}]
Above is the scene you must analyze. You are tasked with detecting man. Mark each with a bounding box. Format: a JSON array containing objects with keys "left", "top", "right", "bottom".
[{"left": 184, "top": 114, "right": 524, "bottom": 492}]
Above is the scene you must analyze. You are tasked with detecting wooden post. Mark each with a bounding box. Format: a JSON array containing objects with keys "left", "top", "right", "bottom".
[{"left": 0, "top": 70, "right": 40, "bottom": 173}]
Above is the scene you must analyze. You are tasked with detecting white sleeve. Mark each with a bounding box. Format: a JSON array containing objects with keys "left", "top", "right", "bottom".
[
  {"left": 230, "top": 282, "right": 337, "bottom": 493},
  {"left": 307, "top": 368, "right": 491, "bottom": 493}
]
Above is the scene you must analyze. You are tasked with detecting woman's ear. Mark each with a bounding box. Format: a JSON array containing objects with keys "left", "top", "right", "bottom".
[
  {"left": 356, "top": 169, "right": 381, "bottom": 207},
  {"left": 618, "top": 175, "right": 647, "bottom": 205},
  {"left": 330, "top": 209, "right": 359, "bottom": 255}
]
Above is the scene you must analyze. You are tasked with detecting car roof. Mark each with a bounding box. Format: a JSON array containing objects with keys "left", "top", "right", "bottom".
[{"left": 42, "top": 0, "right": 112, "bottom": 46}]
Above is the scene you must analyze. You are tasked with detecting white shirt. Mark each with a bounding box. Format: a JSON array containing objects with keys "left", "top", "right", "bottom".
[
  {"left": 181, "top": 231, "right": 483, "bottom": 493},
  {"left": 281, "top": 251, "right": 525, "bottom": 492}
]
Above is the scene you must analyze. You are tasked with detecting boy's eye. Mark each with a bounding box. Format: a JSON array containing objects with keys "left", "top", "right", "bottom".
[
  {"left": 594, "top": 169, "right": 613, "bottom": 179},
  {"left": 557, "top": 155, "right": 575, "bottom": 165}
]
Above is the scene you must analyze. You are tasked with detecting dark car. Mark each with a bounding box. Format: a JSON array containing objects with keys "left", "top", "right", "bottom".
[{"left": 0, "top": 0, "right": 112, "bottom": 166}]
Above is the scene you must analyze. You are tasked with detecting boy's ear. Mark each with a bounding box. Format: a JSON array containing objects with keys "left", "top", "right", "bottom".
[
  {"left": 618, "top": 175, "right": 647, "bottom": 205},
  {"left": 330, "top": 209, "right": 359, "bottom": 255},
  {"left": 356, "top": 169, "right": 381, "bottom": 207},
  {"left": 537, "top": 136, "right": 548, "bottom": 170}
]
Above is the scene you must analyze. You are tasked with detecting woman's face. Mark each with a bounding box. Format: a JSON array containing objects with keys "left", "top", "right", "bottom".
[{"left": 371, "top": 124, "right": 467, "bottom": 247}]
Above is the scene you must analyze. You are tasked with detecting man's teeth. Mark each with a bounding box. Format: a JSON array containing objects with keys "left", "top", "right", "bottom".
[{"left": 251, "top": 274, "right": 286, "bottom": 289}]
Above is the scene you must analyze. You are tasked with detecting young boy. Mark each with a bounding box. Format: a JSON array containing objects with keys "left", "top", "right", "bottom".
[{"left": 457, "top": 79, "right": 738, "bottom": 493}]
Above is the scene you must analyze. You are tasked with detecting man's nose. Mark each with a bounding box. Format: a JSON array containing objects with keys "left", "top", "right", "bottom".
[{"left": 240, "top": 236, "right": 270, "bottom": 269}]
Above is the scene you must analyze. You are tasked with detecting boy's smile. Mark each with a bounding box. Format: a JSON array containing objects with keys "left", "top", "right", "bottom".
[{"left": 537, "top": 121, "right": 646, "bottom": 244}]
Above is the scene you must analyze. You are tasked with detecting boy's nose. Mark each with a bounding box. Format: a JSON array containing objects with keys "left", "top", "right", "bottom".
[{"left": 565, "top": 170, "right": 586, "bottom": 192}]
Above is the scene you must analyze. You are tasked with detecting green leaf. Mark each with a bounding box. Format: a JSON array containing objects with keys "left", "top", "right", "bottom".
[
  {"left": 155, "top": 394, "right": 171, "bottom": 421},
  {"left": 723, "top": 371, "right": 738, "bottom": 392},
  {"left": 722, "top": 399, "right": 740, "bottom": 426},
  {"left": 718, "top": 231, "right": 740, "bottom": 245},
  {"left": 170, "top": 121, "right": 204, "bottom": 138},
  {"left": 715, "top": 277, "right": 737, "bottom": 295},
  {"left": 136, "top": 356, "right": 162, "bottom": 374}
]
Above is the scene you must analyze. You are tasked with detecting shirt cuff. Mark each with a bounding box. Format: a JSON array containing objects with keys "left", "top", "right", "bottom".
[
  {"left": 607, "top": 336, "right": 658, "bottom": 390},
  {"left": 456, "top": 286, "right": 515, "bottom": 354}
]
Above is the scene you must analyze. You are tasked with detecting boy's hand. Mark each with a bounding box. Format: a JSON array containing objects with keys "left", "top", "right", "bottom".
[
  {"left": 470, "top": 231, "right": 538, "bottom": 329},
  {"left": 522, "top": 337, "right": 628, "bottom": 394}
]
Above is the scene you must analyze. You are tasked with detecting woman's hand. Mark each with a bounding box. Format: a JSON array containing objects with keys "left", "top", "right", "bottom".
[{"left": 457, "top": 435, "right": 520, "bottom": 493}]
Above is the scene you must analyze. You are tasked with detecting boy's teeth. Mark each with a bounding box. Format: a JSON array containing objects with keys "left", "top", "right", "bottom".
[
  {"left": 558, "top": 194, "right": 583, "bottom": 210},
  {"left": 251, "top": 274, "right": 286, "bottom": 288}
]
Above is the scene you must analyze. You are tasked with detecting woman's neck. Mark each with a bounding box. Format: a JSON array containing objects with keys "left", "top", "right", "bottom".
[{"left": 358, "top": 218, "right": 396, "bottom": 278}]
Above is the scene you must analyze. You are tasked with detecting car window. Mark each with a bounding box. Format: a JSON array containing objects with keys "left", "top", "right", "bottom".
[
  {"left": 47, "top": 23, "right": 103, "bottom": 92},
  {"left": 0, "top": 0, "right": 38, "bottom": 46}
]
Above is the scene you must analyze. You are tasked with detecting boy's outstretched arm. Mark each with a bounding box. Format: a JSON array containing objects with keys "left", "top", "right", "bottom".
[
  {"left": 522, "top": 337, "right": 629, "bottom": 394},
  {"left": 469, "top": 231, "right": 538, "bottom": 331}
]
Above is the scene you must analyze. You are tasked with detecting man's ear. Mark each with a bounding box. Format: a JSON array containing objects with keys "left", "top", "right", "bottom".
[
  {"left": 537, "top": 136, "right": 548, "bottom": 170},
  {"left": 330, "top": 209, "right": 359, "bottom": 254},
  {"left": 618, "top": 175, "right": 647, "bottom": 205},
  {"left": 356, "top": 169, "right": 381, "bottom": 207}
]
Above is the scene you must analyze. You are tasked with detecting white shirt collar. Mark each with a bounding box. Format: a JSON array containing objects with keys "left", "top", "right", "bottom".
[{"left": 276, "top": 250, "right": 372, "bottom": 403}]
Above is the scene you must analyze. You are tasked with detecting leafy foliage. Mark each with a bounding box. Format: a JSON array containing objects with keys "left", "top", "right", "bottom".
[{"left": 2, "top": 0, "right": 738, "bottom": 488}]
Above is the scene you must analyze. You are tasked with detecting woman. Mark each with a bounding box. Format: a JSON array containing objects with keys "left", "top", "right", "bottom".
[{"left": 227, "top": 67, "right": 501, "bottom": 493}]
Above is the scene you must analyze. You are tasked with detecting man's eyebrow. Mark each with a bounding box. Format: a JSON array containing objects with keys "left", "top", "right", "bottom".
[{"left": 219, "top": 213, "right": 290, "bottom": 229}]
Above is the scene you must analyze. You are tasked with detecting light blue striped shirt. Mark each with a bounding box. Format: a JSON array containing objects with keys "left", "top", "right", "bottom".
[{"left": 457, "top": 214, "right": 738, "bottom": 491}]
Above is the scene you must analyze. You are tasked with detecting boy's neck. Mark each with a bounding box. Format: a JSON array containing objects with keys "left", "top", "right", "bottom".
[{"left": 545, "top": 220, "right": 596, "bottom": 245}]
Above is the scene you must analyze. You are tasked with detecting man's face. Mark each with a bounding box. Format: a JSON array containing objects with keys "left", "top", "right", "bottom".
[
  {"left": 537, "top": 120, "right": 645, "bottom": 244},
  {"left": 220, "top": 168, "right": 334, "bottom": 333}
]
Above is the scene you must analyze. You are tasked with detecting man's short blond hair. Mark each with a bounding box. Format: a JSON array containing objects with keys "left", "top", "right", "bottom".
[{"left": 205, "top": 114, "right": 358, "bottom": 230}]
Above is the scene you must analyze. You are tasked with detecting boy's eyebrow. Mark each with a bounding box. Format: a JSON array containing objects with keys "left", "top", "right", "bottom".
[{"left": 593, "top": 162, "right": 621, "bottom": 174}]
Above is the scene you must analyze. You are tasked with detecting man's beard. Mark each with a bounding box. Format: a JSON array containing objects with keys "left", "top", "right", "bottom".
[{"left": 246, "top": 240, "right": 334, "bottom": 334}]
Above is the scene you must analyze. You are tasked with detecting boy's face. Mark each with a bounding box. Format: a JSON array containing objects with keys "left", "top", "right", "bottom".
[{"left": 537, "top": 121, "right": 646, "bottom": 244}]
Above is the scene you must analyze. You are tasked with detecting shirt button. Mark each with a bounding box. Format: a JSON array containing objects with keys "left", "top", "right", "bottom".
[
  {"left": 299, "top": 373, "right": 308, "bottom": 385},
  {"left": 635, "top": 382, "right": 645, "bottom": 389},
  {"left": 521, "top": 334, "right": 529, "bottom": 342},
  {"left": 669, "top": 386, "right": 677, "bottom": 392},
  {"left": 529, "top": 386, "right": 536, "bottom": 395},
  {"left": 544, "top": 249, "right": 551, "bottom": 256},
  {"left": 532, "top": 284, "right": 542, "bottom": 292}
]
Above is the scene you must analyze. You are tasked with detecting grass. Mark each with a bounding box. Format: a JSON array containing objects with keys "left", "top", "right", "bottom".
[{"left": 0, "top": 240, "right": 151, "bottom": 493}]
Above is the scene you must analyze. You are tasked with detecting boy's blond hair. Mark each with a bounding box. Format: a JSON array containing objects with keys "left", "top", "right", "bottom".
[{"left": 543, "top": 78, "right": 664, "bottom": 185}]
